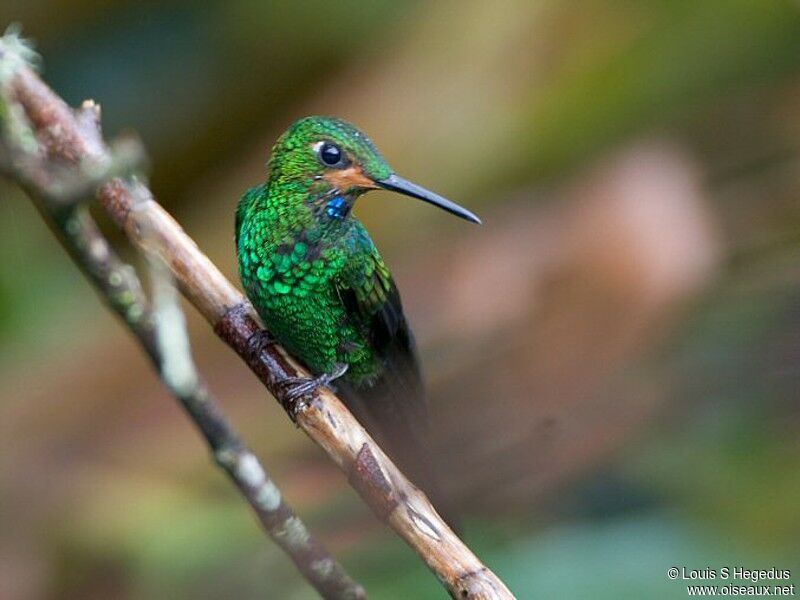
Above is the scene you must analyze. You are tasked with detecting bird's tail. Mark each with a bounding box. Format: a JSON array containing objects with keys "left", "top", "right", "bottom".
[{"left": 336, "top": 377, "right": 461, "bottom": 533}]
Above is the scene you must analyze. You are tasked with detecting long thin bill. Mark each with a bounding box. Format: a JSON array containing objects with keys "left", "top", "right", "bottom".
[{"left": 376, "top": 174, "right": 482, "bottom": 224}]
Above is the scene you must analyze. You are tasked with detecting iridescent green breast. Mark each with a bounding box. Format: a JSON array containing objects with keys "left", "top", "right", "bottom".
[{"left": 237, "top": 186, "right": 384, "bottom": 382}]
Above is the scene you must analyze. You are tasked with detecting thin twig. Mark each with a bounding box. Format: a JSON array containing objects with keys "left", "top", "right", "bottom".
[
  {"left": 147, "top": 255, "right": 366, "bottom": 600},
  {"left": 0, "top": 32, "right": 514, "bottom": 599},
  {"left": 0, "top": 34, "right": 364, "bottom": 600}
]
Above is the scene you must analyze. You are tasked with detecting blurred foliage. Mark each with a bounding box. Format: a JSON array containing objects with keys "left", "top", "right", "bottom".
[{"left": 2, "top": 1, "right": 800, "bottom": 598}]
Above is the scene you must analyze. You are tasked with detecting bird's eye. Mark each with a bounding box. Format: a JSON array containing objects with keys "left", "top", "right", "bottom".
[{"left": 318, "top": 142, "right": 348, "bottom": 168}]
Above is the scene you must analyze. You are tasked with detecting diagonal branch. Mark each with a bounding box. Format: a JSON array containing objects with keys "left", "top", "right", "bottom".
[
  {"left": 1, "top": 35, "right": 363, "bottom": 600},
  {"left": 0, "top": 34, "right": 514, "bottom": 600}
]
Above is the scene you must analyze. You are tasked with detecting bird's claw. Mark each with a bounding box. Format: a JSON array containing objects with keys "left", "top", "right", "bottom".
[
  {"left": 280, "top": 363, "right": 349, "bottom": 419},
  {"left": 246, "top": 329, "right": 274, "bottom": 359}
]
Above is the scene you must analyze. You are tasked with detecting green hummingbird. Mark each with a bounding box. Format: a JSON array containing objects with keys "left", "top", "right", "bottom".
[{"left": 236, "top": 116, "right": 479, "bottom": 521}]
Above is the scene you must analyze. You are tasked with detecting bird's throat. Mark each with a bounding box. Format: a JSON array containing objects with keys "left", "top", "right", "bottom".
[{"left": 255, "top": 175, "right": 357, "bottom": 250}]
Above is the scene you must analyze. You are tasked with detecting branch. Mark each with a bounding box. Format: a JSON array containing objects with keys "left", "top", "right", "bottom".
[
  {"left": 0, "top": 33, "right": 514, "bottom": 599},
  {"left": 0, "top": 33, "right": 363, "bottom": 600}
]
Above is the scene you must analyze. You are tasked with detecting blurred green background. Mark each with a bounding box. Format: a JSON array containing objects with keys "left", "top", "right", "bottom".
[{"left": 2, "top": 1, "right": 800, "bottom": 598}]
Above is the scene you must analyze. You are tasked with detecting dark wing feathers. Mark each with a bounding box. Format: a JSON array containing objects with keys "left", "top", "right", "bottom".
[
  {"left": 334, "top": 252, "right": 427, "bottom": 436},
  {"left": 334, "top": 250, "right": 459, "bottom": 529}
]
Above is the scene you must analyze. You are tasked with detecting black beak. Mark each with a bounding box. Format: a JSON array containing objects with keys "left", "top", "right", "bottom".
[{"left": 376, "top": 174, "right": 481, "bottom": 224}]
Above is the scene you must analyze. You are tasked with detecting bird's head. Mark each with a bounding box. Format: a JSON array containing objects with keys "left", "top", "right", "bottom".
[{"left": 267, "top": 116, "right": 480, "bottom": 225}]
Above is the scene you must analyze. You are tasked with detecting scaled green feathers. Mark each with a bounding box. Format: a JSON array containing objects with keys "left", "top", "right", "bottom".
[{"left": 236, "top": 117, "right": 394, "bottom": 383}]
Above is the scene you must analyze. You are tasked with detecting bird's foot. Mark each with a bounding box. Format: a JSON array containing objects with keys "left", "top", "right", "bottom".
[
  {"left": 246, "top": 329, "right": 274, "bottom": 359},
  {"left": 279, "top": 363, "right": 349, "bottom": 420}
]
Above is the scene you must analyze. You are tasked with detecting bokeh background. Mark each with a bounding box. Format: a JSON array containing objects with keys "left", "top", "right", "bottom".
[{"left": 2, "top": 1, "right": 800, "bottom": 598}]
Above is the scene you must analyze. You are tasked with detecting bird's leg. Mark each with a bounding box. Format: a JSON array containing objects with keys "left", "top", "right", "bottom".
[{"left": 279, "top": 363, "right": 349, "bottom": 420}]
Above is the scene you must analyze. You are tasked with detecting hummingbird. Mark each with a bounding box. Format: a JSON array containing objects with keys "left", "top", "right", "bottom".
[{"left": 235, "top": 116, "right": 480, "bottom": 524}]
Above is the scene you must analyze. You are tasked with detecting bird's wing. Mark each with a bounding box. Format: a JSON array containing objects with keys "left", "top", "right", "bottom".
[
  {"left": 333, "top": 237, "right": 459, "bottom": 529},
  {"left": 334, "top": 244, "right": 427, "bottom": 431}
]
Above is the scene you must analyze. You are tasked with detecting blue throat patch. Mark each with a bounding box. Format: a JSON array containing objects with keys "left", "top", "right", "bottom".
[{"left": 326, "top": 196, "right": 349, "bottom": 219}]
